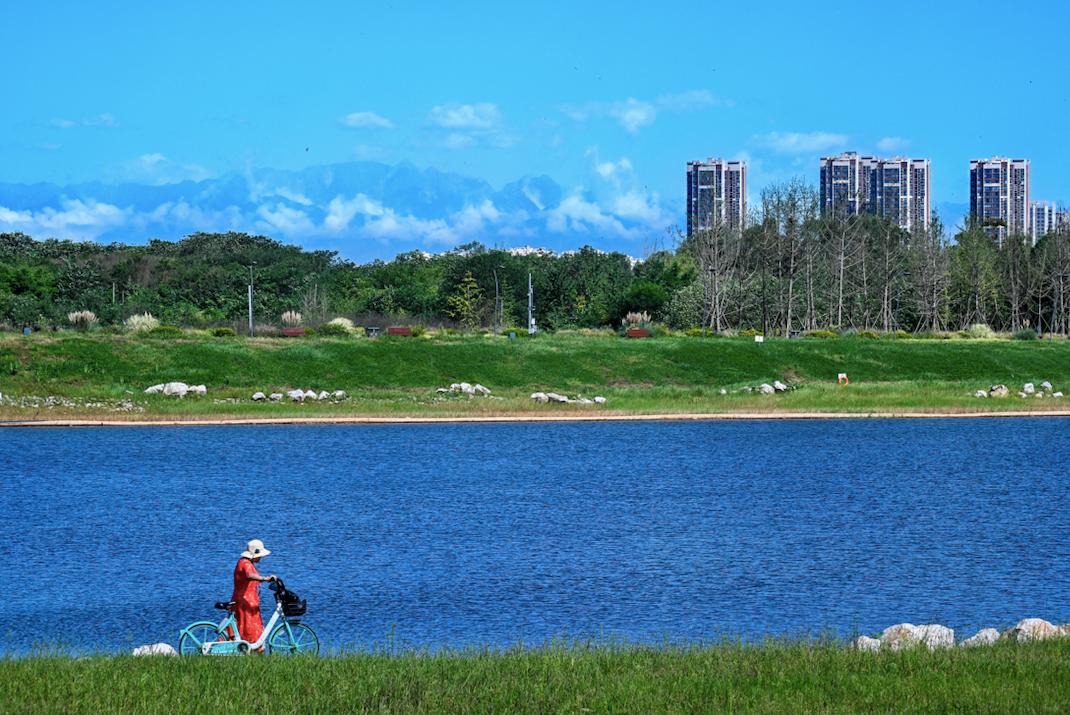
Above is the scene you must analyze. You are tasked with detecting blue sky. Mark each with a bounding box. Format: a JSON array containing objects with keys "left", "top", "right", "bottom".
[{"left": 2, "top": 1, "right": 1069, "bottom": 258}]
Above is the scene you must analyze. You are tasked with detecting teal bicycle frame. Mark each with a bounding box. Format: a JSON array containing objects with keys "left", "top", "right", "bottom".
[{"left": 179, "top": 578, "right": 315, "bottom": 656}]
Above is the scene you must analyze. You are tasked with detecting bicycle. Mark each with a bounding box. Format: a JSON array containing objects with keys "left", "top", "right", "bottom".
[{"left": 178, "top": 577, "right": 320, "bottom": 655}]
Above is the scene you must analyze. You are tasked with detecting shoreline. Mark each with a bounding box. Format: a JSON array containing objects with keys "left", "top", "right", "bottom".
[{"left": 4, "top": 409, "right": 1070, "bottom": 427}]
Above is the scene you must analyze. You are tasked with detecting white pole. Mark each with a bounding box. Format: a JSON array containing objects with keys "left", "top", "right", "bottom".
[{"left": 527, "top": 272, "right": 536, "bottom": 335}]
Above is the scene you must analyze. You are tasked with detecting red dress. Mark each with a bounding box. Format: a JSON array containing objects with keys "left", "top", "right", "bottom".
[{"left": 231, "top": 558, "right": 264, "bottom": 643}]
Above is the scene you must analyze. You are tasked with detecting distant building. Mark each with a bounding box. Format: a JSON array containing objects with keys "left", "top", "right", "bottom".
[
  {"left": 819, "top": 152, "right": 876, "bottom": 219},
  {"left": 969, "top": 157, "right": 1030, "bottom": 244},
  {"left": 686, "top": 159, "right": 747, "bottom": 236},
  {"left": 819, "top": 152, "right": 930, "bottom": 232},
  {"left": 1031, "top": 201, "right": 1058, "bottom": 242}
]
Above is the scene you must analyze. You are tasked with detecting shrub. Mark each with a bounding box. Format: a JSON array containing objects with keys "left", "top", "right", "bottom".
[
  {"left": 685, "top": 327, "right": 713, "bottom": 337},
  {"left": 67, "top": 310, "right": 98, "bottom": 331},
  {"left": 892, "top": 329, "right": 911, "bottom": 339},
  {"left": 146, "top": 325, "right": 184, "bottom": 338},
  {"left": 280, "top": 311, "right": 302, "bottom": 327},
  {"left": 1013, "top": 328, "right": 1038, "bottom": 341},
  {"left": 802, "top": 329, "right": 837, "bottom": 339},
  {"left": 965, "top": 323, "right": 995, "bottom": 339},
  {"left": 209, "top": 326, "right": 237, "bottom": 337},
  {"left": 858, "top": 330, "right": 881, "bottom": 340},
  {"left": 324, "top": 317, "right": 356, "bottom": 334},
  {"left": 317, "top": 322, "right": 352, "bottom": 337},
  {"left": 124, "top": 313, "right": 159, "bottom": 333},
  {"left": 410, "top": 324, "right": 426, "bottom": 337},
  {"left": 839, "top": 328, "right": 858, "bottom": 338},
  {"left": 739, "top": 328, "right": 763, "bottom": 338}
]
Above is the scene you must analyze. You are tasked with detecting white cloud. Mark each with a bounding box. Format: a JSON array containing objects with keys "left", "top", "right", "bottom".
[
  {"left": 340, "top": 111, "right": 395, "bottom": 129},
  {"left": 123, "top": 153, "right": 213, "bottom": 185},
  {"left": 324, "top": 193, "right": 385, "bottom": 232},
  {"left": 876, "top": 136, "right": 909, "bottom": 153},
  {"left": 564, "top": 89, "right": 726, "bottom": 134},
  {"left": 0, "top": 198, "right": 129, "bottom": 240},
  {"left": 754, "top": 131, "right": 848, "bottom": 154},
  {"left": 609, "top": 99, "right": 657, "bottom": 134},
  {"left": 594, "top": 157, "right": 633, "bottom": 181},
  {"left": 427, "top": 103, "right": 501, "bottom": 130},
  {"left": 49, "top": 113, "right": 117, "bottom": 129},
  {"left": 255, "top": 203, "right": 315, "bottom": 235}
]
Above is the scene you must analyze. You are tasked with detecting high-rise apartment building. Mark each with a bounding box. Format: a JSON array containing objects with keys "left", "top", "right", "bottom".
[
  {"left": 969, "top": 157, "right": 1030, "bottom": 243},
  {"left": 819, "top": 152, "right": 930, "bottom": 232},
  {"left": 1031, "top": 201, "right": 1057, "bottom": 242},
  {"left": 686, "top": 159, "right": 747, "bottom": 236}
]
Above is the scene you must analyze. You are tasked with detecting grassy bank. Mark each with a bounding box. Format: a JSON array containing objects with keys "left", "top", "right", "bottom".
[
  {"left": 2, "top": 332, "right": 1070, "bottom": 421},
  {"left": 3, "top": 641, "right": 1069, "bottom": 713}
]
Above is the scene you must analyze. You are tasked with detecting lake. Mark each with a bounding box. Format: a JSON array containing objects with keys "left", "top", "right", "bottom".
[{"left": 1, "top": 418, "right": 1068, "bottom": 654}]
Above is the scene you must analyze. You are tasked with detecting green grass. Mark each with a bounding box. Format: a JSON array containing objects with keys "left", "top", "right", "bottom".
[
  {"left": 2, "top": 332, "right": 1070, "bottom": 420},
  {"left": 3, "top": 641, "right": 1069, "bottom": 713}
]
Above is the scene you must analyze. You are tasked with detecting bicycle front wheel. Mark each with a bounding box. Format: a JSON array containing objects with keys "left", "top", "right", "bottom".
[
  {"left": 178, "top": 621, "right": 222, "bottom": 656},
  {"left": 267, "top": 622, "right": 319, "bottom": 655}
]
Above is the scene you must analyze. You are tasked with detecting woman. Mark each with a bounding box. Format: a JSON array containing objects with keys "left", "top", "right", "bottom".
[{"left": 231, "top": 539, "right": 277, "bottom": 649}]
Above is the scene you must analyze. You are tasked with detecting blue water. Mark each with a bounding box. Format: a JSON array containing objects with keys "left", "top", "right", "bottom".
[{"left": 1, "top": 419, "right": 1069, "bottom": 654}]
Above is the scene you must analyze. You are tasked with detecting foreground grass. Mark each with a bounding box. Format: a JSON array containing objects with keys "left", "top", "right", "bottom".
[
  {"left": 2, "top": 333, "right": 1070, "bottom": 421},
  {"left": 3, "top": 641, "right": 1069, "bottom": 713}
]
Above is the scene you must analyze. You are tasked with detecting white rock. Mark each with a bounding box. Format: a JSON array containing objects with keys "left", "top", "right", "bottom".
[
  {"left": 772, "top": 380, "right": 788, "bottom": 392},
  {"left": 144, "top": 384, "right": 165, "bottom": 394},
  {"left": 333, "top": 390, "right": 347, "bottom": 399},
  {"left": 1002, "top": 618, "right": 1061, "bottom": 643},
  {"left": 849, "top": 635, "right": 881, "bottom": 653},
  {"left": 577, "top": 398, "right": 593, "bottom": 404},
  {"left": 1018, "top": 392, "right": 1027, "bottom": 399},
  {"left": 530, "top": 392, "right": 549, "bottom": 403},
  {"left": 974, "top": 390, "right": 988, "bottom": 398},
  {"left": 304, "top": 389, "right": 318, "bottom": 400},
  {"left": 546, "top": 392, "right": 569, "bottom": 403},
  {"left": 758, "top": 383, "right": 775, "bottom": 395},
  {"left": 162, "top": 382, "right": 189, "bottom": 397},
  {"left": 1023, "top": 382, "right": 1036, "bottom": 394},
  {"left": 287, "top": 389, "right": 305, "bottom": 401},
  {"left": 879, "top": 623, "right": 952, "bottom": 651},
  {"left": 189, "top": 384, "right": 207, "bottom": 395},
  {"left": 1054, "top": 392, "right": 1064, "bottom": 398},
  {"left": 1041, "top": 381, "right": 1053, "bottom": 391},
  {"left": 960, "top": 628, "right": 1000, "bottom": 648},
  {"left": 251, "top": 392, "right": 266, "bottom": 401},
  {"left": 719, "top": 388, "right": 727, "bottom": 395},
  {"left": 473, "top": 384, "right": 491, "bottom": 396},
  {"left": 593, "top": 396, "right": 607, "bottom": 404},
  {"left": 915, "top": 624, "right": 955, "bottom": 650},
  {"left": 1035, "top": 392, "right": 1044, "bottom": 398},
  {"left": 132, "top": 643, "right": 177, "bottom": 656},
  {"left": 318, "top": 390, "right": 330, "bottom": 401},
  {"left": 989, "top": 384, "right": 1009, "bottom": 397},
  {"left": 269, "top": 393, "right": 283, "bottom": 401},
  {"left": 436, "top": 388, "right": 450, "bottom": 393}
]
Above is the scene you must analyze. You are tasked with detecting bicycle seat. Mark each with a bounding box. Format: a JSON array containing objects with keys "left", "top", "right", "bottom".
[{"left": 214, "top": 601, "right": 235, "bottom": 610}]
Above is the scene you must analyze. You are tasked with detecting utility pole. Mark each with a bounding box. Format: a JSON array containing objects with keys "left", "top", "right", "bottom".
[
  {"left": 247, "top": 263, "right": 256, "bottom": 337},
  {"left": 527, "top": 272, "right": 536, "bottom": 335}
]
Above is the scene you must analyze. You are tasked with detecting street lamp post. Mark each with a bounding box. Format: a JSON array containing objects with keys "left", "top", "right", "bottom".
[
  {"left": 247, "top": 263, "right": 256, "bottom": 337},
  {"left": 493, "top": 266, "right": 503, "bottom": 333}
]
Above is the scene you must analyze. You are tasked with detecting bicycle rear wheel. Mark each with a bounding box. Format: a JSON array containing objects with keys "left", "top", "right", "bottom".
[
  {"left": 178, "top": 621, "right": 223, "bottom": 656},
  {"left": 267, "top": 622, "right": 319, "bottom": 655}
]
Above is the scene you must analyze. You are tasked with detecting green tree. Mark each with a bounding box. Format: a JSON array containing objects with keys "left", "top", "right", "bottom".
[{"left": 446, "top": 271, "right": 484, "bottom": 329}]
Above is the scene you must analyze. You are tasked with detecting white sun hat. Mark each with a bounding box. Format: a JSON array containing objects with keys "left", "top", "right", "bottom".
[{"left": 241, "top": 539, "right": 271, "bottom": 559}]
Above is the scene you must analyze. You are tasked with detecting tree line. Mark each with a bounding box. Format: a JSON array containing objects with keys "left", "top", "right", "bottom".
[{"left": 1, "top": 180, "right": 1069, "bottom": 334}]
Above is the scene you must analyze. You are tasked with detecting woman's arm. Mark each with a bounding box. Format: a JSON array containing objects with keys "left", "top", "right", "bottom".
[{"left": 251, "top": 573, "right": 276, "bottom": 583}]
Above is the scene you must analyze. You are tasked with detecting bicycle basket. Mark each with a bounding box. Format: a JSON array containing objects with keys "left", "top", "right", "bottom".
[{"left": 280, "top": 588, "right": 307, "bottom": 617}]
